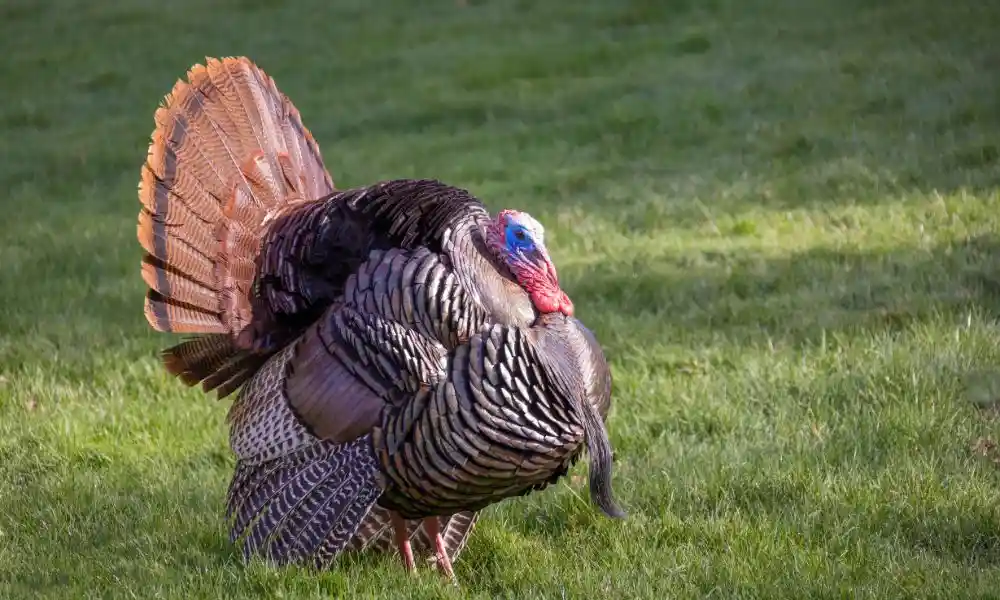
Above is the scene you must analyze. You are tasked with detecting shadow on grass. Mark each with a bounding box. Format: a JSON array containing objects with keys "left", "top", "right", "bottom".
[{"left": 498, "top": 464, "right": 1000, "bottom": 569}]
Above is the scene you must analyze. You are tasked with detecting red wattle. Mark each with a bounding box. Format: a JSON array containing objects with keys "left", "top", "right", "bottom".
[
  {"left": 531, "top": 288, "right": 574, "bottom": 317},
  {"left": 513, "top": 254, "right": 573, "bottom": 316}
]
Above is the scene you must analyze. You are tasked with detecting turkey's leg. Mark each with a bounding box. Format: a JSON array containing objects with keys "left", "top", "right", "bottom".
[
  {"left": 422, "top": 516, "right": 456, "bottom": 582},
  {"left": 390, "top": 512, "right": 415, "bottom": 572}
]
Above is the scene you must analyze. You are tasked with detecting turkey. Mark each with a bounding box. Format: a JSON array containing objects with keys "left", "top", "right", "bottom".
[{"left": 136, "top": 56, "right": 625, "bottom": 579}]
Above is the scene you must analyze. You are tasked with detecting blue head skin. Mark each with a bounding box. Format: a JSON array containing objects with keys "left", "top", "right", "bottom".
[{"left": 488, "top": 209, "right": 573, "bottom": 316}]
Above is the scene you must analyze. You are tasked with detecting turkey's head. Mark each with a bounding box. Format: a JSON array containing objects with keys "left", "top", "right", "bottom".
[{"left": 486, "top": 209, "right": 574, "bottom": 317}]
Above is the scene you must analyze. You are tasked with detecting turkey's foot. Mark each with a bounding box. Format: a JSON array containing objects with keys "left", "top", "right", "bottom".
[
  {"left": 423, "top": 516, "right": 457, "bottom": 584},
  {"left": 390, "top": 511, "right": 415, "bottom": 572}
]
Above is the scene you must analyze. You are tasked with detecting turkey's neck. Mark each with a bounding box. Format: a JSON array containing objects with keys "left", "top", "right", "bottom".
[{"left": 449, "top": 218, "right": 537, "bottom": 328}]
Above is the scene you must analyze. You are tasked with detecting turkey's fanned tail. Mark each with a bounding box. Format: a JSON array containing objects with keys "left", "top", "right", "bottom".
[{"left": 136, "top": 56, "right": 334, "bottom": 397}]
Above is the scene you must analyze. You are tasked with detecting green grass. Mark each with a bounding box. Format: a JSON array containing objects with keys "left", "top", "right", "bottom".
[{"left": 2, "top": 0, "right": 1000, "bottom": 597}]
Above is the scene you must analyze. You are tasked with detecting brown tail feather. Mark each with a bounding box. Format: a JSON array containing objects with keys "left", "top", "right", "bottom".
[
  {"left": 162, "top": 335, "right": 269, "bottom": 398},
  {"left": 203, "top": 356, "right": 264, "bottom": 398},
  {"left": 139, "top": 56, "right": 335, "bottom": 394}
]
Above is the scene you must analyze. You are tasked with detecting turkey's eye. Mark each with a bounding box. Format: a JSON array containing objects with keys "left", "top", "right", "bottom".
[{"left": 513, "top": 229, "right": 527, "bottom": 241}]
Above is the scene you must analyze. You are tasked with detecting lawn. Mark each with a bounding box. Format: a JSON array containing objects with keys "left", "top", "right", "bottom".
[{"left": 2, "top": 0, "right": 1000, "bottom": 597}]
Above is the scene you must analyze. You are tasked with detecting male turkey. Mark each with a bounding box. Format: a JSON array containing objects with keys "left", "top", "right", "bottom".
[{"left": 136, "top": 56, "right": 624, "bottom": 579}]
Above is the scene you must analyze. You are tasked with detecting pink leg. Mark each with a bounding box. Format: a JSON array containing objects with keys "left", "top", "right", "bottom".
[
  {"left": 390, "top": 512, "right": 415, "bottom": 572},
  {"left": 422, "top": 516, "right": 456, "bottom": 582}
]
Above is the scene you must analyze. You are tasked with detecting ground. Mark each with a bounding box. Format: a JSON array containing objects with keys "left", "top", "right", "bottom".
[{"left": 1, "top": 0, "right": 1000, "bottom": 598}]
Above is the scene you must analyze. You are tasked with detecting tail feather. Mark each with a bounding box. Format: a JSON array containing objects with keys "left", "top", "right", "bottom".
[
  {"left": 141, "top": 256, "right": 217, "bottom": 313},
  {"left": 138, "top": 56, "right": 334, "bottom": 395},
  {"left": 210, "top": 362, "right": 263, "bottom": 399},
  {"left": 198, "top": 350, "right": 260, "bottom": 392},
  {"left": 421, "top": 511, "right": 479, "bottom": 566},
  {"left": 161, "top": 335, "right": 268, "bottom": 397},
  {"left": 344, "top": 505, "right": 394, "bottom": 553},
  {"left": 162, "top": 335, "right": 236, "bottom": 384},
  {"left": 145, "top": 290, "right": 227, "bottom": 334},
  {"left": 139, "top": 162, "right": 222, "bottom": 225},
  {"left": 228, "top": 438, "right": 381, "bottom": 567}
]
